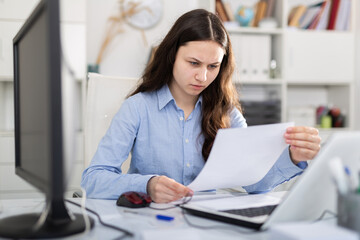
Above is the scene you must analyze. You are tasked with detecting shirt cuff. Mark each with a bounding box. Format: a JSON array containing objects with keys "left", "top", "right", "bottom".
[
  {"left": 138, "top": 175, "right": 157, "bottom": 194},
  {"left": 275, "top": 147, "right": 307, "bottom": 179},
  {"left": 296, "top": 161, "right": 308, "bottom": 169}
]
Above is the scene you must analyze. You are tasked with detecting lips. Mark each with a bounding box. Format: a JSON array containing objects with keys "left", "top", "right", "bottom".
[{"left": 191, "top": 84, "right": 204, "bottom": 90}]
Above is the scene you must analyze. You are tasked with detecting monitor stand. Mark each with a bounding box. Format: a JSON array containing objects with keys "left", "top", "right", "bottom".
[{"left": 0, "top": 198, "right": 94, "bottom": 239}]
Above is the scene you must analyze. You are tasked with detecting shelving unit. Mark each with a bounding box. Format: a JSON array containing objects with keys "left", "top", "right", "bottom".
[
  {"left": 0, "top": 0, "right": 357, "bottom": 198},
  {"left": 0, "top": 0, "right": 86, "bottom": 199},
  {"left": 223, "top": 0, "right": 356, "bottom": 141}
]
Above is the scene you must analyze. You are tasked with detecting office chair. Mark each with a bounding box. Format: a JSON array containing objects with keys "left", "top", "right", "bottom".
[{"left": 84, "top": 73, "right": 138, "bottom": 173}]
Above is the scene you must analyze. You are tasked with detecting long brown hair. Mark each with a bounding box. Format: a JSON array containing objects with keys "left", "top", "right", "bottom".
[{"left": 130, "top": 9, "right": 241, "bottom": 161}]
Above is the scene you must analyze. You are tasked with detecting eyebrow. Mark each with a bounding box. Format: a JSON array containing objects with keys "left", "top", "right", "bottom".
[{"left": 188, "top": 57, "right": 221, "bottom": 65}]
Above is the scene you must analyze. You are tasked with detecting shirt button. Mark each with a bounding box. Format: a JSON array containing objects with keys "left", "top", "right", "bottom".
[
  {"left": 185, "top": 139, "right": 189, "bottom": 143},
  {"left": 179, "top": 117, "right": 184, "bottom": 121},
  {"left": 187, "top": 163, "right": 190, "bottom": 167}
]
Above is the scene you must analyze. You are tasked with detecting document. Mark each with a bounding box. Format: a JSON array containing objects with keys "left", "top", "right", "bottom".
[{"left": 188, "top": 122, "right": 294, "bottom": 191}]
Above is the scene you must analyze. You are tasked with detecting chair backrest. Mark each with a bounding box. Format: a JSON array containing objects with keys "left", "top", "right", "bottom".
[{"left": 84, "top": 73, "right": 138, "bottom": 173}]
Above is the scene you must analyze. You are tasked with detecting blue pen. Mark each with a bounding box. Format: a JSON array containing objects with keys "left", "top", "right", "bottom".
[
  {"left": 329, "top": 157, "right": 349, "bottom": 195},
  {"left": 124, "top": 210, "right": 174, "bottom": 221},
  {"left": 344, "top": 165, "right": 358, "bottom": 192},
  {"left": 156, "top": 214, "right": 174, "bottom": 221}
]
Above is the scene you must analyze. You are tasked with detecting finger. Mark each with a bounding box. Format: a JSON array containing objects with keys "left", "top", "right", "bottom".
[
  {"left": 286, "top": 126, "right": 319, "bottom": 135},
  {"left": 285, "top": 132, "right": 321, "bottom": 144},
  {"left": 288, "top": 138, "right": 321, "bottom": 152},
  {"left": 160, "top": 177, "right": 192, "bottom": 196},
  {"left": 157, "top": 177, "right": 192, "bottom": 199}
]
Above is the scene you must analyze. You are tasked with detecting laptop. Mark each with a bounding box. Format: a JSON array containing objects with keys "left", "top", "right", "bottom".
[{"left": 182, "top": 131, "right": 360, "bottom": 230}]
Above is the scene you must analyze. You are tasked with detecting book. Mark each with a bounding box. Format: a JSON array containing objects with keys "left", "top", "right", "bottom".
[
  {"left": 253, "top": 0, "right": 268, "bottom": 27},
  {"left": 249, "top": 3, "right": 258, "bottom": 27},
  {"left": 288, "top": 5, "right": 307, "bottom": 27},
  {"left": 223, "top": 1, "right": 235, "bottom": 22},
  {"left": 216, "top": 0, "right": 229, "bottom": 22},
  {"left": 335, "top": 0, "right": 351, "bottom": 31},
  {"left": 308, "top": 1, "right": 328, "bottom": 29},
  {"left": 298, "top": 1, "right": 324, "bottom": 29},
  {"left": 265, "top": 0, "right": 275, "bottom": 18},
  {"left": 315, "top": 0, "right": 332, "bottom": 30},
  {"left": 327, "top": 0, "right": 341, "bottom": 29}
]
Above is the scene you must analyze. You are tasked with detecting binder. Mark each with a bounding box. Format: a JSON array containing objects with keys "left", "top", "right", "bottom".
[
  {"left": 231, "top": 34, "right": 271, "bottom": 82},
  {"left": 237, "top": 35, "right": 252, "bottom": 82},
  {"left": 230, "top": 34, "right": 242, "bottom": 83},
  {"left": 255, "top": 35, "right": 271, "bottom": 81}
]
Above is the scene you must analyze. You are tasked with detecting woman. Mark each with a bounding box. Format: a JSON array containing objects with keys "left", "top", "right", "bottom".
[{"left": 81, "top": 9, "right": 321, "bottom": 203}]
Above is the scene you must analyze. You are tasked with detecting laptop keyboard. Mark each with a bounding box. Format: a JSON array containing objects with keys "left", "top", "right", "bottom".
[{"left": 221, "top": 204, "right": 278, "bottom": 217}]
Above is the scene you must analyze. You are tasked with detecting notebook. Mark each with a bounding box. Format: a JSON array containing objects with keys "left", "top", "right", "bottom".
[{"left": 182, "top": 131, "right": 360, "bottom": 230}]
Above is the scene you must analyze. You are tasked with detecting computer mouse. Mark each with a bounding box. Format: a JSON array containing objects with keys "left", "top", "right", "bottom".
[{"left": 116, "top": 191, "right": 152, "bottom": 208}]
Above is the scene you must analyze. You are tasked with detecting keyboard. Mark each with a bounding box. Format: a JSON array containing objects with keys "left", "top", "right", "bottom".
[{"left": 221, "top": 204, "right": 278, "bottom": 217}]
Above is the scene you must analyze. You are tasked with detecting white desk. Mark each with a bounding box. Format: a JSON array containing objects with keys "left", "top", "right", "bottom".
[{"left": 0, "top": 196, "right": 336, "bottom": 240}]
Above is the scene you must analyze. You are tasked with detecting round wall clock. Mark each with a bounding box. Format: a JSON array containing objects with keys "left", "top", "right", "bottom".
[{"left": 123, "top": 0, "right": 163, "bottom": 30}]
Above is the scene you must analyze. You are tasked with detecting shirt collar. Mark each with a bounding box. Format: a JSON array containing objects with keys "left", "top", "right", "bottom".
[
  {"left": 157, "top": 84, "right": 203, "bottom": 110},
  {"left": 157, "top": 84, "right": 175, "bottom": 110}
]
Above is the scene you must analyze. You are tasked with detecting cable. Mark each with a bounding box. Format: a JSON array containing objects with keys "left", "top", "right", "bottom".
[
  {"left": 112, "top": 233, "right": 131, "bottom": 240},
  {"left": 313, "top": 209, "right": 337, "bottom": 222},
  {"left": 79, "top": 188, "right": 92, "bottom": 235},
  {"left": 65, "top": 199, "right": 134, "bottom": 238},
  {"left": 148, "top": 195, "right": 193, "bottom": 210},
  {"left": 32, "top": 200, "right": 51, "bottom": 232},
  {"left": 147, "top": 194, "right": 260, "bottom": 233}
]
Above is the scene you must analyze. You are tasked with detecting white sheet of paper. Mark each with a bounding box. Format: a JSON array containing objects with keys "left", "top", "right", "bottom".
[{"left": 187, "top": 122, "right": 294, "bottom": 191}]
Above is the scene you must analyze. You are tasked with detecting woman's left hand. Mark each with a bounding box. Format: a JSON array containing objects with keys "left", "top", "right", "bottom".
[{"left": 284, "top": 126, "right": 321, "bottom": 165}]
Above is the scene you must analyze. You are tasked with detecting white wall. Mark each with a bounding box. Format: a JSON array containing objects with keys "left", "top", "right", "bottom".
[
  {"left": 355, "top": 1, "right": 360, "bottom": 130},
  {"left": 86, "top": 0, "right": 212, "bottom": 78}
]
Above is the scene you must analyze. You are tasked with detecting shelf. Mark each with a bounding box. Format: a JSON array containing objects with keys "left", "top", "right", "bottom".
[
  {"left": 0, "top": 131, "right": 14, "bottom": 137},
  {"left": 226, "top": 25, "right": 283, "bottom": 35},
  {"left": 318, "top": 127, "right": 351, "bottom": 132},
  {"left": 238, "top": 79, "right": 283, "bottom": 85},
  {"left": 285, "top": 28, "right": 355, "bottom": 35},
  {"left": 0, "top": 76, "right": 13, "bottom": 82},
  {"left": 0, "top": 77, "right": 82, "bottom": 83},
  {"left": 287, "top": 81, "right": 353, "bottom": 86}
]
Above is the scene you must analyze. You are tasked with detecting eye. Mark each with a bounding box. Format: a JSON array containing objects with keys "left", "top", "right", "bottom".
[
  {"left": 208, "top": 64, "right": 219, "bottom": 69},
  {"left": 190, "top": 61, "right": 199, "bottom": 66}
]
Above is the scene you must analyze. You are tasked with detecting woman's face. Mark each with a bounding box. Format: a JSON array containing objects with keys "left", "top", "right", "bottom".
[{"left": 170, "top": 40, "right": 225, "bottom": 102}]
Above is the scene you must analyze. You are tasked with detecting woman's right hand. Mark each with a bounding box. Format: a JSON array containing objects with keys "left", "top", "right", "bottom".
[{"left": 147, "top": 176, "right": 193, "bottom": 203}]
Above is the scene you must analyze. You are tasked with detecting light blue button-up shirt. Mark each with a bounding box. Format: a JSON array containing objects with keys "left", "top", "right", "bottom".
[{"left": 81, "top": 84, "right": 306, "bottom": 199}]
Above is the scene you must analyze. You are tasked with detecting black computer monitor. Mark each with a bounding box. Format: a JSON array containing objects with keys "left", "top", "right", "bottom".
[{"left": 0, "top": 0, "right": 93, "bottom": 238}]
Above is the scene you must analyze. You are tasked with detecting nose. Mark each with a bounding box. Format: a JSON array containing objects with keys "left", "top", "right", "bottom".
[{"left": 195, "top": 67, "right": 207, "bottom": 82}]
